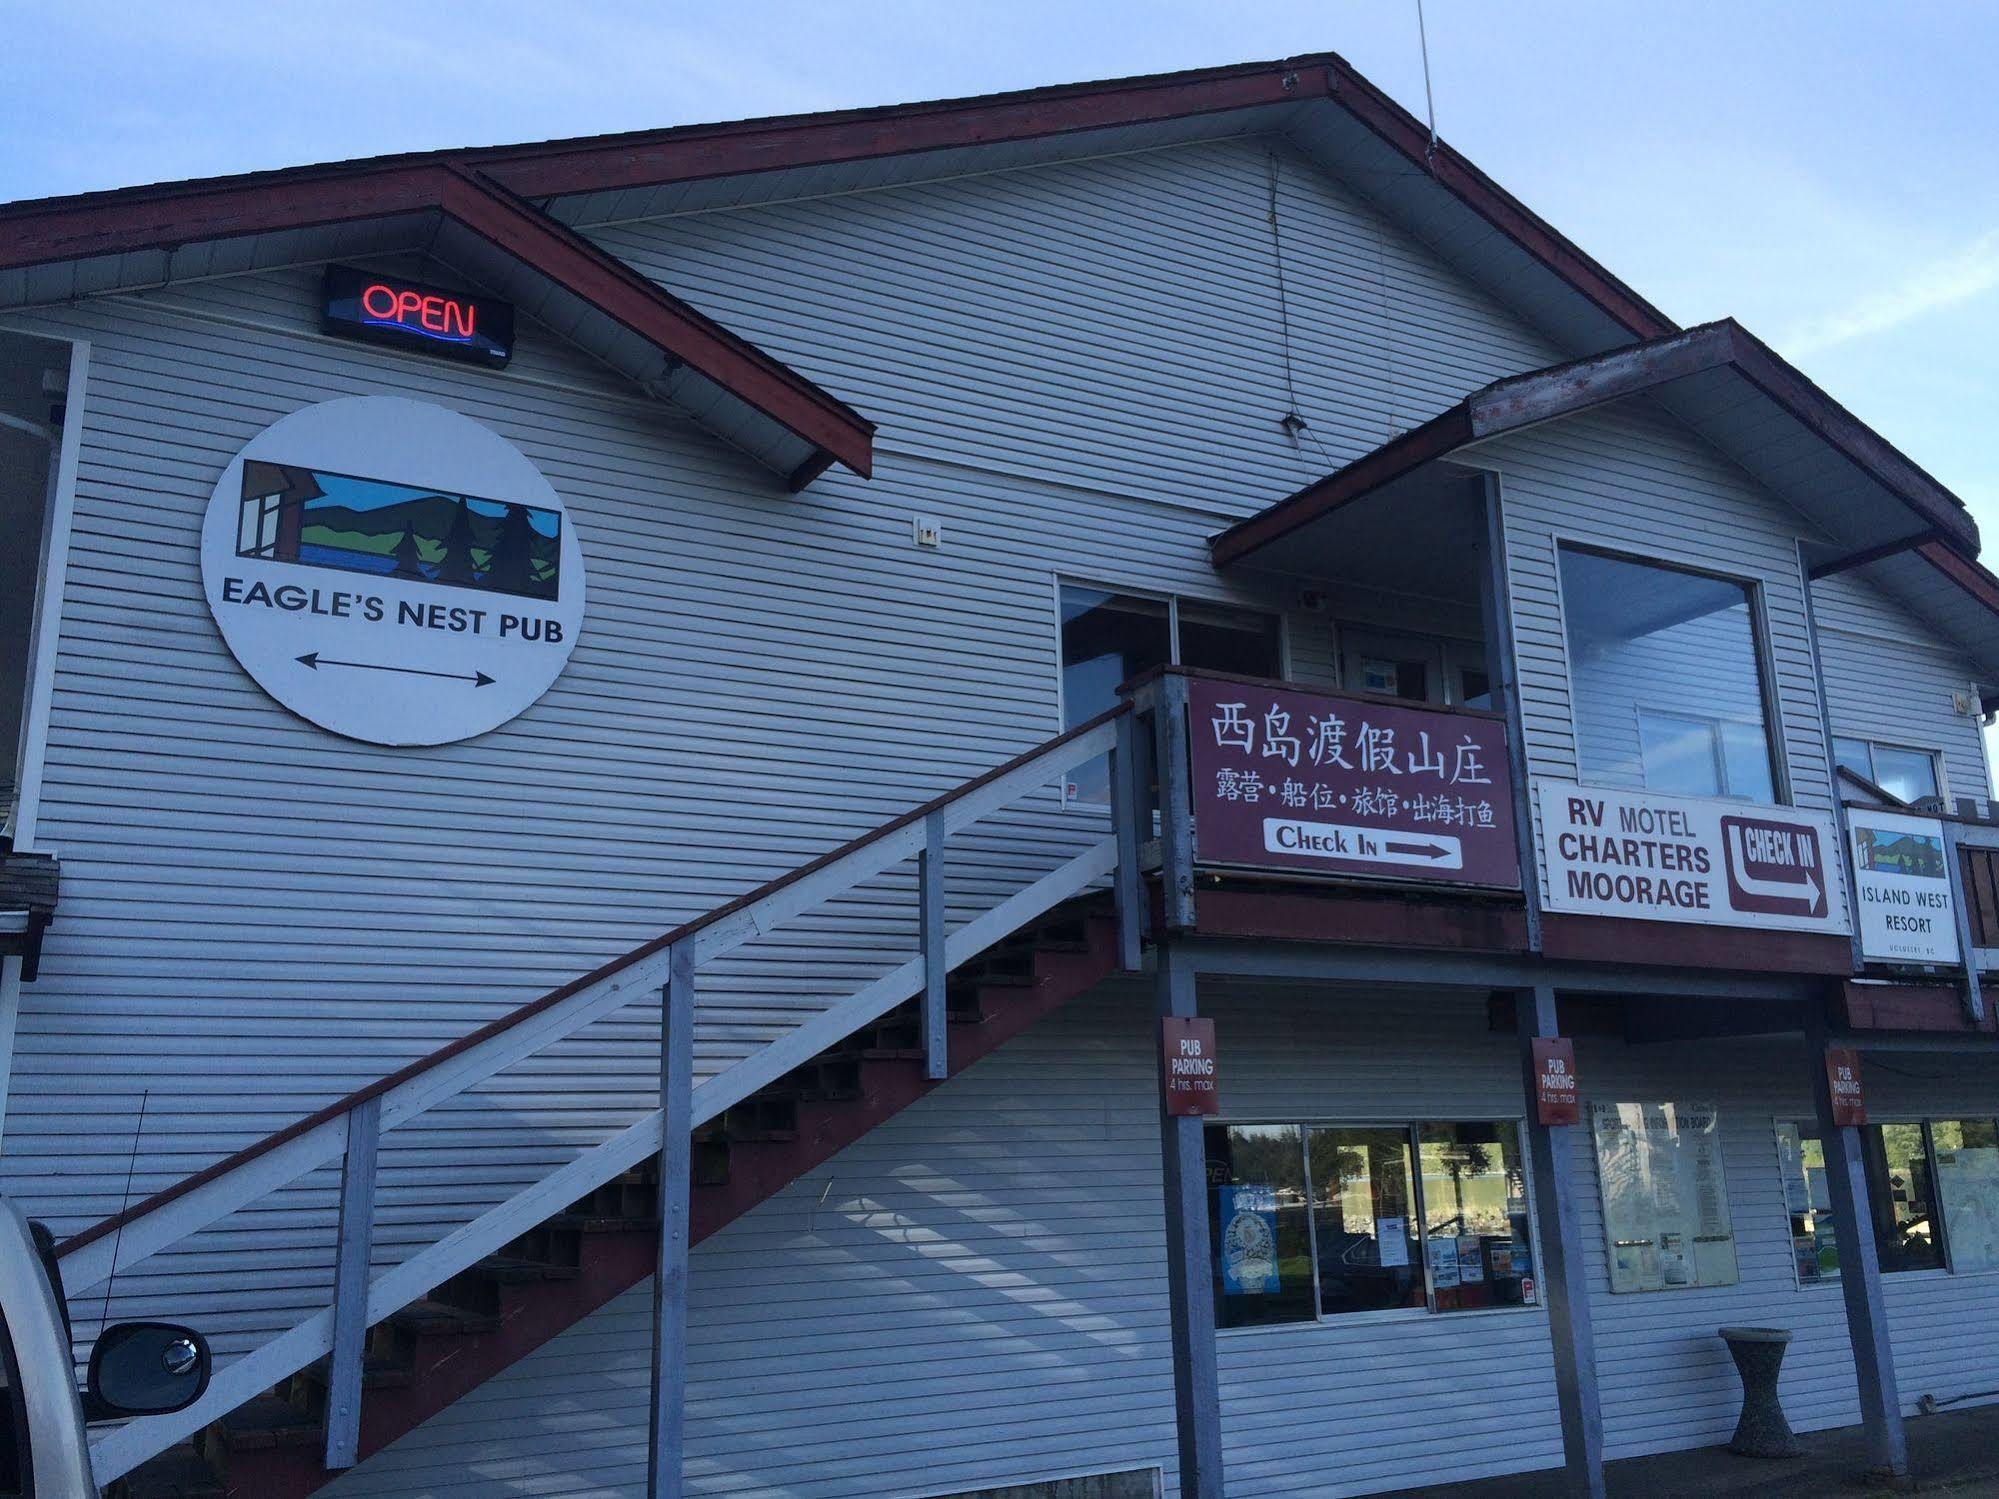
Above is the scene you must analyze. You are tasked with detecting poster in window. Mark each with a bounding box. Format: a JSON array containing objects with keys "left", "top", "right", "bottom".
[
  {"left": 1591, "top": 1102, "right": 1740, "bottom": 1293},
  {"left": 1934, "top": 1128, "right": 1999, "bottom": 1273},
  {"left": 1427, "top": 1233, "right": 1461, "bottom": 1291},
  {"left": 1218, "top": 1186, "right": 1282, "bottom": 1295}
]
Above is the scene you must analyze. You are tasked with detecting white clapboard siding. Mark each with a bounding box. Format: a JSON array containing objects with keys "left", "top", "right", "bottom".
[
  {"left": 1811, "top": 571, "right": 1993, "bottom": 804},
  {"left": 324, "top": 984, "right": 1999, "bottom": 1498},
  {"left": 323, "top": 982, "right": 1571, "bottom": 1499},
  {"left": 583, "top": 137, "right": 1561, "bottom": 521},
  {"left": 1486, "top": 402, "right": 1847, "bottom": 897},
  {"left": 0, "top": 129, "right": 1577, "bottom": 1371}
]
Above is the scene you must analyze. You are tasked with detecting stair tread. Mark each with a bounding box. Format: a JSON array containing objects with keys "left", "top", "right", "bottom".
[
  {"left": 472, "top": 1254, "right": 581, "bottom": 1282},
  {"left": 393, "top": 1297, "right": 502, "bottom": 1333},
  {"left": 113, "top": 1444, "right": 225, "bottom": 1498},
  {"left": 218, "top": 1393, "right": 319, "bottom": 1445}
]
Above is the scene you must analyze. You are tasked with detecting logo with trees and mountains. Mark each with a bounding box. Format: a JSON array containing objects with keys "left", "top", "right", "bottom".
[{"left": 237, "top": 460, "right": 561, "bottom": 601}]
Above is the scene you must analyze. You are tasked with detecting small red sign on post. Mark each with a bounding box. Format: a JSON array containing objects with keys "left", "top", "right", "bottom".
[
  {"left": 1826, "top": 1047, "right": 1866, "bottom": 1127},
  {"left": 1161, "top": 1017, "right": 1220, "bottom": 1117},
  {"left": 1532, "top": 1037, "right": 1579, "bottom": 1126}
]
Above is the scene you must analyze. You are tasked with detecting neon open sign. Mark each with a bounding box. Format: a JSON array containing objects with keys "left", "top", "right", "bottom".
[{"left": 323, "top": 266, "right": 513, "bottom": 367}]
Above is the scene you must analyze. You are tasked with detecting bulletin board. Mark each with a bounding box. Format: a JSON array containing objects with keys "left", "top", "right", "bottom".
[{"left": 1590, "top": 1102, "right": 1739, "bottom": 1293}]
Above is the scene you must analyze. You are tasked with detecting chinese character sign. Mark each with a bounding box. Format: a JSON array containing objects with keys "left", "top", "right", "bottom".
[{"left": 1187, "top": 678, "right": 1520, "bottom": 889}]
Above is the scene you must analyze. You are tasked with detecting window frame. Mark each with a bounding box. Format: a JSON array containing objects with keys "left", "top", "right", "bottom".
[
  {"left": 1051, "top": 577, "right": 1288, "bottom": 806},
  {"left": 1206, "top": 1112, "right": 1545, "bottom": 1335},
  {"left": 1776, "top": 1114, "right": 1999, "bottom": 1285},
  {"left": 1549, "top": 538, "right": 1794, "bottom": 807},
  {"left": 1833, "top": 737, "right": 1945, "bottom": 807}
]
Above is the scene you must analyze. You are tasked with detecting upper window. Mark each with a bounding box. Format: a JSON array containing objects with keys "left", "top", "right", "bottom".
[
  {"left": 1559, "top": 547, "right": 1778, "bottom": 803},
  {"left": 1057, "top": 583, "right": 1281, "bottom": 802},
  {"left": 1206, "top": 1117, "right": 1536, "bottom": 1330},
  {"left": 1834, "top": 738, "right": 1942, "bottom": 807}
]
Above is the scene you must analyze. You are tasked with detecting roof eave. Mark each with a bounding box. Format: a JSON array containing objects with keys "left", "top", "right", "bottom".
[{"left": 0, "top": 165, "right": 873, "bottom": 484}]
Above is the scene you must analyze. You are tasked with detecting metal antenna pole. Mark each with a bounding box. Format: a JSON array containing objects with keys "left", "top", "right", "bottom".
[{"left": 1416, "top": 0, "right": 1440, "bottom": 155}]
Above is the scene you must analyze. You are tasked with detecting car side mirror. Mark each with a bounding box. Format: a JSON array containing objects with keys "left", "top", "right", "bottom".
[{"left": 85, "top": 1322, "right": 211, "bottom": 1419}]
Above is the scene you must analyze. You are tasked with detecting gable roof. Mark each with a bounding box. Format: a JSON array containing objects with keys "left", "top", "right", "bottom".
[
  {"left": 0, "top": 162, "right": 874, "bottom": 486},
  {"left": 1211, "top": 318, "right": 1979, "bottom": 569},
  {"left": 0, "top": 52, "right": 1987, "bottom": 609}
]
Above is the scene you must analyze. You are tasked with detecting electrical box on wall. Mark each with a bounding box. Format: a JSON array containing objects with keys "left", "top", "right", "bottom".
[{"left": 912, "top": 516, "right": 943, "bottom": 548}]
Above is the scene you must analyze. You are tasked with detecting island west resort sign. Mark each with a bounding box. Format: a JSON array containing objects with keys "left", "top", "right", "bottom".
[{"left": 200, "top": 396, "right": 586, "bottom": 745}]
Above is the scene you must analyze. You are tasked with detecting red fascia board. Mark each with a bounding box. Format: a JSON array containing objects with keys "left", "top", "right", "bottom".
[
  {"left": 439, "top": 170, "right": 873, "bottom": 475},
  {"left": 1213, "top": 318, "right": 1980, "bottom": 570},
  {"left": 0, "top": 51, "right": 1675, "bottom": 369},
  {"left": 1207, "top": 404, "right": 1474, "bottom": 568},
  {"left": 472, "top": 53, "right": 1677, "bottom": 345},
  {"left": 1317, "top": 57, "right": 1674, "bottom": 344},
  {"left": 476, "top": 59, "right": 1321, "bottom": 198},
  {"left": 1920, "top": 540, "right": 1999, "bottom": 620},
  {"left": 0, "top": 165, "right": 873, "bottom": 478}
]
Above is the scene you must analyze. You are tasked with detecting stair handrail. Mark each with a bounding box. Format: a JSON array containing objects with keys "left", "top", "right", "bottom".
[{"left": 56, "top": 701, "right": 1134, "bottom": 1296}]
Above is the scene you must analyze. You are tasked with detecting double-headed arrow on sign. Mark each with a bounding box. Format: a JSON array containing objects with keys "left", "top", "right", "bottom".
[{"left": 297, "top": 652, "right": 494, "bottom": 687}]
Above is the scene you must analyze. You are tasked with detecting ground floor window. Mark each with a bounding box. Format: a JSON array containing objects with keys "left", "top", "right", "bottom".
[
  {"left": 1779, "top": 1118, "right": 1999, "bottom": 1279},
  {"left": 1206, "top": 1118, "right": 1536, "bottom": 1330}
]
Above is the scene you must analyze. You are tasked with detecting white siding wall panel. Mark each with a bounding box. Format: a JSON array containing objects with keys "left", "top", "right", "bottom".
[
  {"left": 1812, "top": 571, "right": 1992, "bottom": 804},
  {"left": 1487, "top": 404, "right": 1844, "bottom": 896},
  {"left": 325, "top": 990, "right": 1999, "bottom": 1498},
  {"left": 0, "top": 240, "right": 1339, "bottom": 1361},
  {"left": 585, "top": 139, "right": 1560, "bottom": 521},
  {"left": 325, "top": 982, "right": 1570, "bottom": 1499}
]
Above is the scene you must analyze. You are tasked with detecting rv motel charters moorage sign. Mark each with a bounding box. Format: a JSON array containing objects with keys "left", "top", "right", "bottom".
[
  {"left": 200, "top": 396, "right": 586, "bottom": 746},
  {"left": 1538, "top": 783, "right": 1848, "bottom": 936},
  {"left": 1187, "top": 677, "right": 1520, "bottom": 888}
]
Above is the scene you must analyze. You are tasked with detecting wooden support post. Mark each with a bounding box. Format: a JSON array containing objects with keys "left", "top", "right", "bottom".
[
  {"left": 1476, "top": 474, "right": 1541, "bottom": 951},
  {"left": 920, "top": 810, "right": 948, "bottom": 1080},
  {"left": 324, "top": 1095, "right": 380, "bottom": 1471},
  {"left": 1515, "top": 987, "right": 1604, "bottom": 1499},
  {"left": 1154, "top": 672, "right": 1196, "bottom": 932},
  {"left": 648, "top": 944, "right": 697, "bottom": 1499},
  {"left": 1808, "top": 1018, "right": 1909, "bottom": 1479},
  {"left": 1797, "top": 539, "right": 1869, "bottom": 978},
  {"left": 1111, "top": 711, "right": 1143, "bottom": 971},
  {"left": 1156, "top": 938, "right": 1223, "bottom": 1498},
  {"left": 1943, "top": 816, "right": 1985, "bottom": 1023}
]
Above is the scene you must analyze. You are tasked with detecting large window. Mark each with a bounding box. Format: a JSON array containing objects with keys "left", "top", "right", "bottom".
[
  {"left": 1834, "top": 738, "right": 1942, "bottom": 807},
  {"left": 1058, "top": 584, "right": 1281, "bottom": 802},
  {"left": 1779, "top": 1117, "right": 1999, "bottom": 1278},
  {"left": 1206, "top": 1119, "right": 1536, "bottom": 1330},
  {"left": 1558, "top": 547, "right": 1778, "bottom": 803}
]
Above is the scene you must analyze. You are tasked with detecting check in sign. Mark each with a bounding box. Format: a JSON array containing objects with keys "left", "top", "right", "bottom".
[
  {"left": 1186, "top": 677, "right": 1520, "bottom": 889},
  {"left": 1539, "top": 782, "right": 1847, "bottom": 936}
]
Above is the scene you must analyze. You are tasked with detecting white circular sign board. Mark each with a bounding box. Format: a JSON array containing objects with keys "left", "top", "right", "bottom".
[{"left": 200, "top": 396, "right": 586, "bottom": 745}]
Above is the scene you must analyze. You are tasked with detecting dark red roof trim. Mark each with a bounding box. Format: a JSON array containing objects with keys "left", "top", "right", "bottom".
[
  {"left": 1212, "top": 318, "right": 1979, "bottom": 568},
  {"left": 0, "top": 164, "right": 873, "bottom": 479},
  {"left": 1, "top": 54, "right": 1673, "bottom": 390}
]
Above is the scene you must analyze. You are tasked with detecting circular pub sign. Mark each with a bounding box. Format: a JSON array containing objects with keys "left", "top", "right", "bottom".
[{"left": 200, "top": 397, "right": 586, "bottom": 746}]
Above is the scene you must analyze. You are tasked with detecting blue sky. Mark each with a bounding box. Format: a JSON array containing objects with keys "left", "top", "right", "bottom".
[{"left": 4, "top": 1, "right": 1993, "bottom": 533}]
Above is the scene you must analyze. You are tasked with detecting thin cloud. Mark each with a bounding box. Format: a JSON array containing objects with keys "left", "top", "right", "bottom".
[{"left": 1783, "top": 228, "right": 1999, "bottom": 356}]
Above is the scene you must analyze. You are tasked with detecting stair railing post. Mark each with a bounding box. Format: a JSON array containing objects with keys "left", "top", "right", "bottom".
[
  {"left": 324, "top": 1094, "right": 381, "bottom": 1471},
  {"left": 1110, "top": 708, "right": 1144, "bottom": 970},
  {"left": 648, "top": 942, "right": 697, "bottom": 1499},
  {"left": 920, "top": 810, "right": 948, "bottom": 1080},
  {"left": 1153, "top": 671, "right": 1196, "bottom": 931}
]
